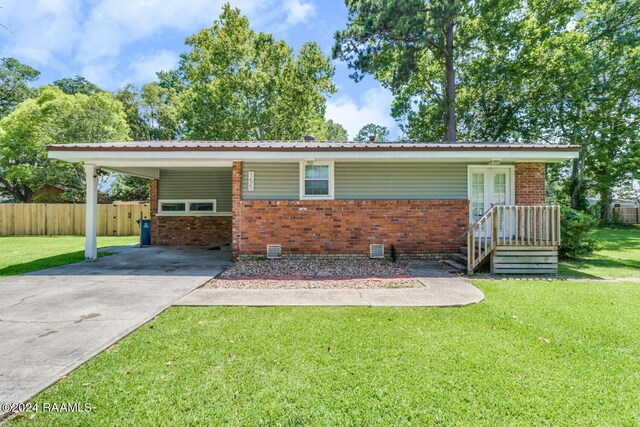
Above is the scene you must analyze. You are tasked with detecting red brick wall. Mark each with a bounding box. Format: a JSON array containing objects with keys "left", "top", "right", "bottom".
[
  {"left": 234, "top": 199, "right": 469, "bottom": 256},
  {"left": 150, "top": 179, "right": 158, "bottom": 212},
  {"left": 232, "top": 161, "right": 243, "bottom": 254},
  {"left": 152, "top": 215, "right": 231, "bottom": 246},
  {"left": 515, "top": 162, "right": 546, "bottom": 205},
  {"left": 149, "top": 177, "right": 231, "bottom": 246}
]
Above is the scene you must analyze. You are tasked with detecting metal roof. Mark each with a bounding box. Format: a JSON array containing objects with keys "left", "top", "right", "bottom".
[{"left": 47, "top": 140, "right": 581, "bottom": 152}]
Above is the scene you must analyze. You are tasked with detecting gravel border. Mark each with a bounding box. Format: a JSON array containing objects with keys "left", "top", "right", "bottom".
[
  {"left": 204, "top": 278, "right": 423, "bottom": 289},
  {"left": 219, "top": 258, "right": 412, "bottom": 279}
]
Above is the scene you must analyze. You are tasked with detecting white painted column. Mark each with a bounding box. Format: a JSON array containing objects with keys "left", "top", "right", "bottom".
[{"left": 84, "top": 164, "right": 98, "bottom": 260}]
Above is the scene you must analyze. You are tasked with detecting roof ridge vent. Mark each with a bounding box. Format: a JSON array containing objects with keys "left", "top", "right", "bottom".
[{"left": 303, "top": 134, "right": 315, "bottom": 141}]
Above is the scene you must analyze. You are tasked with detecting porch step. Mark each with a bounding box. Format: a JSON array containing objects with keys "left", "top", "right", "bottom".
[
  {"left": 443, "top": 259, "right": 466, "bottom": 272},
  {"left": 460, "top": 246, "right": 481, "bottom": 256},
  {"left": 451, "top": 252, "right": 467, "bottom": 265}
]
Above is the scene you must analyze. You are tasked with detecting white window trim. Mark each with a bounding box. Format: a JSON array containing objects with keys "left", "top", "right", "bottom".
[
  {"left": 299, "top": 160, "right": 335, "bottom": 200},
  {"left": 157, "top": 199, "right": 221, "bottom": 216}
]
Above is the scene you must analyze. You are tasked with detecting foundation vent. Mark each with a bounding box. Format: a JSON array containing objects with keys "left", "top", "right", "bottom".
[
  {"left": 369, "top": 244, "right": 384, "bottom": 259},
  {"left": 266, "top": 244, "right": 282, "bottom": 259}
]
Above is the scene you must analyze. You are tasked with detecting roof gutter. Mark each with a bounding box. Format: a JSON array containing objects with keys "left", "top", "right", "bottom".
[{"left": 47, "top": 148, "right": 580, "bottom": 165}]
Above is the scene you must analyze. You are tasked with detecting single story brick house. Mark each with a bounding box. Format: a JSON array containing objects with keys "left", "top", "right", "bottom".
[{"left": 47, "top": 140, "right": 580, "bottom": 273}]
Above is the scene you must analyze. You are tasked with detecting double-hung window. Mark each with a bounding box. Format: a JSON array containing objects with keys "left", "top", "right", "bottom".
[{"left": 300, "top": 161, "right": 334, "bottom": 200}]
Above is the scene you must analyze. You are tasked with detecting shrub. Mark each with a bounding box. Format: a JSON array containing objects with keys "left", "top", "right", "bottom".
[{"left": 560, "top": 207, "right": 599, "bottom": 259}]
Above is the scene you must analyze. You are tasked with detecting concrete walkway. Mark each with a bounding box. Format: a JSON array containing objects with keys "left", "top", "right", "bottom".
[
  {"left": 0, "top": 246, "right": 229, "bottom": 412},
  {"left": 177, "top": 262, "right": 484, "bottom": 307}
]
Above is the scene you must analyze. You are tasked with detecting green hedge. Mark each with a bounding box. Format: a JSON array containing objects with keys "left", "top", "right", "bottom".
[{"left": 560, "top": 207, "right": 599, "bottom": 259}]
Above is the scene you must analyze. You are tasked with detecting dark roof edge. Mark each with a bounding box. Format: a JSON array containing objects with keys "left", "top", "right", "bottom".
[{"left": 47, "top": 144, "right": 581, "bottom": 152}]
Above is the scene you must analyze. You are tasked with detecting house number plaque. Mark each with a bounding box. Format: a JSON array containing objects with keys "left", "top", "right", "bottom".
[{"left": 248, "top": 170, "right": 255, "bottom": 191}]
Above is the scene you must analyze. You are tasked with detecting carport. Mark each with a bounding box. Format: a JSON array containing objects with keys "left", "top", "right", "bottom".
[{"left": 47, "top": 143, "right": 235, "bottom": 259}]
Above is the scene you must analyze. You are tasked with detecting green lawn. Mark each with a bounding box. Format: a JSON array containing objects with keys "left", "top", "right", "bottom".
[
  {"left": 6, "top": 230, "right": 640, "bottom": 424},
  {"left": 11, "top": 280, "right": 640, "bottom": 425},
  {"left": 559, "top": 226, "right": 640, "bottom": 278},
  {"left": 0, "top": 236, "right": 139, "bottom": 278}
]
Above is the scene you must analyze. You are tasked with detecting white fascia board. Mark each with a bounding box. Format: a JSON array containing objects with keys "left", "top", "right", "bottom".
[
  {"left": 101, "top": 167, "right": 160, "bottom": 179},
  {"left": 48, "top": 149, "right": 579, "bottom": 165}
]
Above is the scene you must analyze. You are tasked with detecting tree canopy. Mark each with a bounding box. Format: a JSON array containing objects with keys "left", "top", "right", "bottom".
[
  {"left": 52, "top": 76, "right": 102, "bottom": 95},
  {"left": 178, "top": 4, "right": 336, "bottom": 140},
  {"left": 334, "top": 0, "right": 640, "bottom": 218},
  {"left": 0, "top": 57, "right": 40, "bottom": 118},
  {"left": 334, "top": 0, "right": 462, "bottom": 141},
  {"left": 0, "top": 87, "right": 129, "bottom": 202},
  {"left": 355, "top": 123, "right": 389, "bottom": 142},
  {"left": 316, "top": 119, "right": 349, "bottom": 141}
]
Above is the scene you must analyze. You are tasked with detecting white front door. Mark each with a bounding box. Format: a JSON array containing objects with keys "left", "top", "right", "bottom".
[{"left": 468, "top": 166, "right": 514, "bottom": 228}]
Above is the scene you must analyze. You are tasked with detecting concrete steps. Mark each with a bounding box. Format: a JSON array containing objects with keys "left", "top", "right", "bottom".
[
  {"left": 443, "top": 259, "right": 466, "bottom": 272},
  {"left": 451, "top": 252, "right": 467, "bottom": 265}
]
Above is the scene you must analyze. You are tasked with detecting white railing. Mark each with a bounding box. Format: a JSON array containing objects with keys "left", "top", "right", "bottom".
[
  {"left": 467, "top": 205, "right": 561, "bottom": 274},
  {"left": 495, "top": 205, "right": 561, "bottom": 246},
  {"left": 467, "top": 207, "right": 498, "bottom": 274}
]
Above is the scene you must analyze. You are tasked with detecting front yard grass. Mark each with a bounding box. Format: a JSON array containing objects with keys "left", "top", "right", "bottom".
[
  {"left": 559, "top": 225, "right": 640, "bottom": 278},
  {"left": 0, "top": 236, "right": 138, "bottom": 278},
  {"left": 13, "top": 279, "right": 640, "bottom": 425}
]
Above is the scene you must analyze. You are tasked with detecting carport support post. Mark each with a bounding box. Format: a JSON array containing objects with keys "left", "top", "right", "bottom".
[{"left": 84, "top": 164, "right": 98, "bottom": 260}]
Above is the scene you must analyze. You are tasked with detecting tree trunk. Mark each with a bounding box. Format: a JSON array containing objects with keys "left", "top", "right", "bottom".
[
  {"left": 570, "top": 147, "right": 586, "bottom": 209},
  {"left": 0, "top": 177, "right": 30, "bottom": 202},
  {"left": 600, "top": 187, "right": 613, "bottom": 223},
  {"left": 444, "top": 1, "right": 456, "bottom": 143}
]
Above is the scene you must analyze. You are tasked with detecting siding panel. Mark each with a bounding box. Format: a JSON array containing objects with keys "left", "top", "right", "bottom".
[
  {"left": 240, "top": 161, "right": 468, "bottom": 200},
  {"left": 335, "top": 162, "right": 467, "bottom": 199},
  {"left": 242, "top": 162, "right": 299, "bottom": 200},
  {"left": 159, "top": 168, "right": 232, "bottom": 212}
]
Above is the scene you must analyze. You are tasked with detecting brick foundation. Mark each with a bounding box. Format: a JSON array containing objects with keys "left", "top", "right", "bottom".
[
  {"left": 151, "top": 215, "right": 231, "bottom": 246},
  {"left": 233, "top": 199, "right": 469, "bottom": 257},
  {"left": 149, "top": 178, "right": 231, "bottom": 246},
  {"left": 515, "top": 162, "right": 546, "bottom": 205}
]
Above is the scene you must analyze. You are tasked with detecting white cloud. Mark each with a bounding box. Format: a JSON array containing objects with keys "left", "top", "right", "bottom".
[
  {"left": 77, "top": 0, "right": 236, "bottom": 62},
  {"left": 1, "top": 0, "right": 319, "bottom": 89},
  {"left": 127, "top": 50, "right": 180, "bottom": 86},
  {"left": 325, "top": 86, "right": 399, "bottom": 140},
  {"left": 0, "top": 0, "right": 83, "bottom": 69},
  {"left": 282, "top": 0, "right": 315, "bottom": 27}
]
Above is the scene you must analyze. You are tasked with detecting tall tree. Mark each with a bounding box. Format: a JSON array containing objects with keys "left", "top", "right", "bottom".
[
  {"left": 0, "top": 57, "right": 40, "bottom": 118},
  {"left": 115, "top": 82, "right": 180, "bottom": 141},
  {"left": 333, "top": 0, "right": 462, "bottom": 141},
  {"left": 115, "top": 84, "right": 151, "bottom": 141},
  {"left": 52, "top": 76, "right": 102, "bottom": 95},
  {"left": 110, "top": 175, "right": 150, "bottom": 201},
  {"left": 355, "top": 123, "right": 389, "bottom": 142},
  {"left": 179, "top": 4, "right": 336, "bottom": 140},
  {"left": 0, "top": 86, "right": 129, "bottom": 202},
  {"left": 315, "top": 119, "right": 349, "bottom": 141},
  {"left": 112, "top": 81, "right": 180, "bottom": 201},
  {"left": 530, "top": 0, "right": 640, "bottom": 217}
]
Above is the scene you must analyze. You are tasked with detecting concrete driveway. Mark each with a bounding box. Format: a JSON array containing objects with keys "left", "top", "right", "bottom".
[{"left": 0, "top": 246, "right": 229, "bottom": 412}]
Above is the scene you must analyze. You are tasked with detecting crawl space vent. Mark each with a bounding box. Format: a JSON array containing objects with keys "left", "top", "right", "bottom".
[
  {"left": 266, "top": 244, "right": 282, "bottom": 259},
  {"left": 369, "top": 244, "right": 384, "bottom": 259}
]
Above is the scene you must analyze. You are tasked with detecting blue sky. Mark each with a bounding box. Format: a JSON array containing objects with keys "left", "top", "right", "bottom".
[{"left": 0, "top": 0, "right": 399, "bottom": 139}]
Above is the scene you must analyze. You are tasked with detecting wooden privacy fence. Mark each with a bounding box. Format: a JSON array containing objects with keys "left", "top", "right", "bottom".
[
  {"left": 0, "top": 203, "right": 150, "bottom": 236},
  {"left": 612, "top": 206, "right": 640, "bottom": 224}
]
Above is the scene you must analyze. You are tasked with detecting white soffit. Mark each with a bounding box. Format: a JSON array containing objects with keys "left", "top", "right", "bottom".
[{"left": 48, "top": 150, "right": 578, "bottom": 166}]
